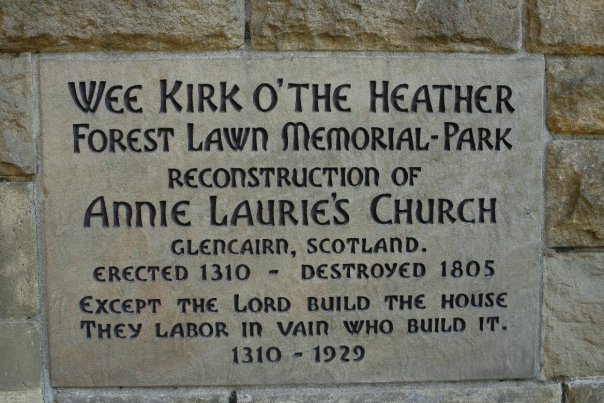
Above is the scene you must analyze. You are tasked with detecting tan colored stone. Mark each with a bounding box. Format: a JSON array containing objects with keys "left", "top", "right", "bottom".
[
  {"left": 0, "top": 0, "right": 244, "bottom": 52},
  {"left": 527, "top": 0, "right": 604, "bottom": 54},
  {"left": 0, "top": 182, "right": 36, "bottom": 319},
  {"left": 546, "top": 141, "right": 604, "bottom": 247},
  {"left": 547, "top": 58, "right": 604, "bottom": 134},
  {"left": 0, "top": 323, "right": 40, "bottom": 390},
  {"left": 237, "top": 382, "right": 562, "bottom": 402},
  {"left": 542, "top": 253, "right": 604, "bottom": 378},
  {"left": 54, "top": 389, "right": 232, "bottom": 402},
  {"left": 0, "top": 57, "right": 34, "bottom": 176},
  {"left": 41, "top": 56, "right": 543, "bottom": 386},
  {"left": 251, "top": 0, "right": 520, "bottom": 52},
  {"left": 0, "top": 389, "right": 42, "bottom": 403},
  {"left": 566, "top": 380, "right": 604, "bottom": 403}
]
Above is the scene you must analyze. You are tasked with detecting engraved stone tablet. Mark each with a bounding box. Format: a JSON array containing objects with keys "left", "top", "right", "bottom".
[{"left": 41, "top": 56, "right": 544, "bottom": 386}]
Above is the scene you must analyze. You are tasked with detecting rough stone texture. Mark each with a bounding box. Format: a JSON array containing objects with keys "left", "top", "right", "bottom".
[
  {"left": 547, "top": 58, "right": 604, "bottom": 134},
  {"left": 54, "top": 389, "right": 232, "bottom": 402},
  {"left": 566, "top": 380, "right": 604, "bottom": 403},
  {"left": 0, "top": 0, "right": 244, "bottom": 52},
  {"left": 0, "top": 182, "right": 36, "bottom": 319},
  {"left": 0, "top": 57, "right": 34, "bottom": 176},
  {"left": 527, "top": 0, "right": 604, "bottom": 54},
  {"left": 0, "top": 389, "right": 42, "bottom": 402},
  {"left": 0, "top": 323, "right": 40, "bottom": 390},
  {"left": 542, "top": 253, "right": 604, "bottom": 378},
  {"left": 41, "top": 57, "right": 544, "bottom": 386},
  {"left": 251, "top": 0, "right": 520, "bottom": 52},
  {"left": 237, "top": 382, "right": 562, "bottom": 402},
  {"left": 546, "top": 141, "right": 604, "bottom": 247}
]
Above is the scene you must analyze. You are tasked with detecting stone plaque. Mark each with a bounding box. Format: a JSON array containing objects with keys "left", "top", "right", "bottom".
[{"left": 41, "top": 56, "right": 544, "bottom": 386}]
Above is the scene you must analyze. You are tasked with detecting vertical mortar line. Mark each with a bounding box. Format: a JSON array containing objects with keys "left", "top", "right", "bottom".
[
  {"left": 561, "top": 381, "right": 567, "bottom": 403},
  {"left": 519, "top": 0, "right": 527, "bottom": 54},
  {"left": 244, "top": 0, "right": 252, "bottom": 50},
  {"left": 536, "top": 53, "right": 551, "bottom": 381},
  {"left": 31, "top": 52, "right": 53, "bottom": 403}
]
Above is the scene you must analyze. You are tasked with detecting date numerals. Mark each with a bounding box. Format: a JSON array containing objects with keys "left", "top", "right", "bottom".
[
  {"left": 200, "top": 264, "right": 250, "bottom": 281},
  {"left": 313, "top": 345, "right": 365, "bottom": 363},
  {"left": 441, "top": 260, "right": 494, "bottom": 278},
  {"left": 232, "top": 346, "right": 281, "bottom": 364}
]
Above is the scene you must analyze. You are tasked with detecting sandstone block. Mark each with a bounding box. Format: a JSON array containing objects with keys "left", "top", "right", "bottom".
[
  {"left": 0, "top": 323, "right": 40, "bottom": 390},
  {"left": 251, "top": 0, "right": 520, "bottom": 52},
  {"left": 0, "top": 57, "right": 34, "bottom": 176},
  {"left": 237, "top": 382, "right": 561, "bottom": 402},
  {"left": 0, "top": 0, "right": 244, "bottom": 52},
  {"left": 547, "top": 58, "right": 604, "bottom": 134},
  {"left": 0, "top": 182, "right": 36, "bottom": 319},
  {"left": 542, "top": 253, "right": 604, "bottom": 378},
  {"left": 527, "top": 0, "right": 604, "bottom": 54},
  {"left": 0, "top": 389, "right": 42, "bottom": 403},
  {"left": 54, "top": 389, "right": 231, "bottom": 402},
  {"left": 566, "top": 379, "right": 604, "bottom": 403},
  {"left": 546, "top": 141, "right": 604, "bottom": 247}
]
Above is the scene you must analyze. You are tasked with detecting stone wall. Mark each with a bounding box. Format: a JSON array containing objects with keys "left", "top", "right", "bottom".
[{"left": 0, "top": 1, "right": 601, "bottom": 402}]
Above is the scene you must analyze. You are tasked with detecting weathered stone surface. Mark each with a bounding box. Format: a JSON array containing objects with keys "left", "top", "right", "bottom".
[
  {"left": 41, "top": 56, "right": 544, "bottom": 386},
  {"left": 237, "top": 382, "right": 562, "bottom": 402},
  {"left": 0, "top": 182, "right": 36, "bottom": 319},
  {"left": 542, "top": 253, "right": 604, "bottom": 378},
  {"left": 0, "top": 389, "right": 42, "bottom": 403},
  {"left": 0, "top": 57, "right": 34, "bottom": 176},
  {"left": 0, "top": 323, "right": 40, "bottom": 390},
  {"left": 546, "top": 141, "right": 604, "bottom": 247},
  {"left": 0, "top": 0, "right": 244, "bottom": 52},
  {"left": 566, "top": 380, "right": 604, "bottom": 403},
  {"left": 527, "top": 0, "right": 604, "bottom": 54},
  {"left": 54, "top": 389, "right": 232, "bottom": 403},
  {"left": 251, "top": 0, "right": 520, "bottom": 52},
  {"left": 547, "top": 58, "right": 604, "bottom": 134}
]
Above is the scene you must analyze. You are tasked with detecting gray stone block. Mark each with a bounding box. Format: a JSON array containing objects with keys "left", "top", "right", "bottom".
[
  {"left": 236, "top": 382, "right": 561, "bottom": 402},
  {"left": 547, "top": 58, "right": 604, "bottom": 134},
  {"left": 0, "top": 182, "right": 36, "bottom": 319},
  {"left": 546, "top": 141, "right": 604, "bottom": 247},
  {"left": 566, "top": 379, "right": 604, "bottom": 403},
  {"left": 54, "top": 388, "right": 232, "bottom": 403},
  {"left": 0, "top": 323, "right": 40, "bottom": 390},
  {"left": 40, "top": 57, "right": 544, "bottom": 386},
  {"left": 542, "top": 253, "right": 604, "bottom": 378},
  {"left": 0, "top": 389, "right": 42, "bottom": 402}
]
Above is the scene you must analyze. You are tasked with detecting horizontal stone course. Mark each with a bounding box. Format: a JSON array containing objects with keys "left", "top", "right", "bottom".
[
  {"left": 0, "top": 182, "right": 36, "bottom": 319},
  {"left": 236, "top": 382, "right": 562, "bottom": 402},
  {"left": 251, "top": 0, "right": 520, "bottom": 52},
  {"left": 542, "top": 253, "right": 604, "bottom": 378},
  {"left": 0, "top": 57, "right": 34, "bottom": 177},
  {"left": 0, "top": 0, "right": 244, "bottom": 52},
  {"left": 527, "top": 0, "right": 604, "bottom": 54},
  {"left": 0, "top": 389, "right": 42, "bottom": 403},
  {"left": 0, "top": 323, "right": 40, "bottom": 390},
  {"left": 546, "top": 141, "right": 604, "bottom": 247},
  {"left": 54, "top": 389, "right": 232, "bottom": 402},
  {"left": 547, "top": 58, "right": 604, "bottom": 134}
]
